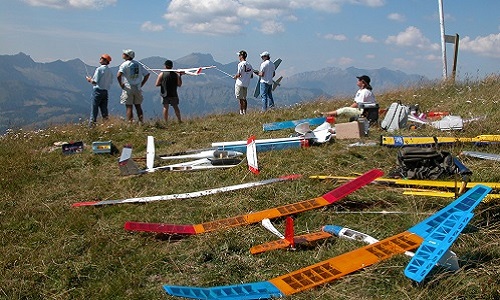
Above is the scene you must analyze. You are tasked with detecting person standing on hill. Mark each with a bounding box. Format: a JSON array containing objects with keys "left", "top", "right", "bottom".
[
  {"left": 86, "top": 53, "right": 113, "bottom": 125},
  {"left": 117, "top": 49, "right": 150, "bottom": 124},
  {"left": 155, "top": 60, "right": 183, "bottom": 123},
  {"left": 321, "top": 75, "right": 377, "bottom": 120},
  {"left": 233, "top": 50, "right": 253, "bottom": 115},
  {"left": 258, "top": 51, "right": 275, "bottom": 111}
]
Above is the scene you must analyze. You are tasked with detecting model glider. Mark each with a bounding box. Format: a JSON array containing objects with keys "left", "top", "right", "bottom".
[
  {"left": 309, "top": 175, "right": 500, "bottom": 190},
  {"left": 262, "top": 117, "right": 328, "bottom": 131},
  {"left": 123, "top": 169, "right": 384, "bottom": 235},
  {"left": 380, "top": 134, "right": 500, "bottom": 147},
  {"left": 72, "top": 174, "right": 301, "bottom": 207},
  {"left": 119, "top": 136, "right": 244, "bottom": 175},
  {"left": 461, "top": 151, "right": 500, "bottom": 161},
  {"left": 322, "top": 225, "right": 459, "bottom": 271},
  {"left": 148, "top": 65, "right": 216, "bottom": 76},
  {"left": 253, "top": 219, "right": 459, "bottom": 271},
  {"left": 254, "top": 58, "right": 282, "bottom": 98},
  {"left": 162, "top": 184, "right": 490, "bottom": 299}
]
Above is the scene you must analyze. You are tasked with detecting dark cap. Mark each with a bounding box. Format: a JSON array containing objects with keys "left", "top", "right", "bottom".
[
  {"left": 356, "top": 75, "right": 371, "bottom": 84},
  {"left": 237, "top": 50, "right": 247, "bottom": 58},
  {"left": 164, "top": 60, "right": 173, "bottom": 68}
]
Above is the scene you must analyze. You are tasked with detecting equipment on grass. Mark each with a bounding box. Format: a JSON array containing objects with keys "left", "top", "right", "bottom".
[
  {"left": 162, "top": 185, "right": 490, "bottom": 299},
  {"left": 118, "top": 136, "right": 244, "bottom": 175},
  {"left": 380, "top": 101, "right": 410, "bottom": 132},
  {"left": 158, "top": 149, "right": 243, "bottom": 160},
  {"left": 380, "top": 134, "right": 500, "bottom": 147},
  {"left": 62, "top": 141, "right": 84, "bottom": 154},
  {"left": 323, "top": 225, "right": 459, "bottom": 271},
  {"left": 72, "top": 174, "right": 301, "bottom": 207},
  {"left": 262, "top": 117, "right": 327, "bottom": 131},
  {"left": 246, "top": 135, "right": 259, "bottom": 174},
  {"left": 123, "top": 169, "right": 384, "bottom": 235},
  {"left": 461, "top": 151, "right": 500, "bottom": 161},
  {"left": 309, "top": 175, "right": 500, "bottom": 190},
  {"left": 251, "top": 217, "right": 332, "bottom": 254}
]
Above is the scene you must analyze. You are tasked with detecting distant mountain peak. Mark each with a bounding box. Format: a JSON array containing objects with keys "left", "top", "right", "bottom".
[{"left": 175, "top": 53, "right": 216, "bottom": 67}]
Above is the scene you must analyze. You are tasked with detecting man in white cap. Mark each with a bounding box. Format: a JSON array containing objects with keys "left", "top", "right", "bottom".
[
  {"left": 117, "top": 49, "right": 150, "bottom": 123},
  {"left": 258, "top": 51, "right": 275, "bottom": 111},
  {"left": 233, "top": 50, "right": 253, "bottom": 115}
]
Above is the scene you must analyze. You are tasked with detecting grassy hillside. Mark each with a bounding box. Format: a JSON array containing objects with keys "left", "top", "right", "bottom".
[{"left": 1, "top": 76, "right": 499, "bottom": 300}]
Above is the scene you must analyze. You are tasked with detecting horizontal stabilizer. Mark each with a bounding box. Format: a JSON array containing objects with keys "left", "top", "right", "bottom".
[{"left": 163, "top": 281, "right": 283, "bottom": 299}]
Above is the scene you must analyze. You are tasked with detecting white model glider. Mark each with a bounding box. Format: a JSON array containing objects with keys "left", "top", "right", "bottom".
[{"left": 149, "top": 65, "right": 216, "bottom": 76}]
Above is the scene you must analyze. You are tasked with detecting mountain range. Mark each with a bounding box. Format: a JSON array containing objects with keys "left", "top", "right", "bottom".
[{"left": 0, "top": 52, "right": 427, "bottom": 133}]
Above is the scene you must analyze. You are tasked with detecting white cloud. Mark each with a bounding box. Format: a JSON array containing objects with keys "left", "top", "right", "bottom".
[
  {"left": 141, "top": 21, "right": 164, "bottom": 32},
  {"left": 460, "top": 33, "right": 500, "bottom": 58},
  {"left": 23, "top": 0, "right": 116, "bottom": 9},
  {"left": 387, "top": 13, "right": 405, "bottom": 22},
  {"left": 386, "top": 26, "right": 439, "bottom": 50},
  {"left": 365, "top": 54, "right": 376, "bottom": 59},
  {"left": 359, "top": 34, "right": 376, "bottom": 43},
  {"left": 391, "top": 57, "right": 416, "bottom": 69},
  {"left": 338, "top": 56, "right": 354, "bottom": 66},
  {"left": 164, "top": 0, "right": 386, "bottom": 35},
  {"left": 348, "top": 0, "right": 385, "bottom": 7},
  {"left": 424, "top": 54, "right": 441, "bottom": 61},
  {"left": 322, "top": 33, "right": 347, "bottom": 41},
  {"left": 259, "top": 20, "right": 285, "bottom": 34}
]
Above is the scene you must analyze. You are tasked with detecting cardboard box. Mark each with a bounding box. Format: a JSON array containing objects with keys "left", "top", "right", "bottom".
[{"left": 335, "top": 121, "right": 363, "bottom": 139}]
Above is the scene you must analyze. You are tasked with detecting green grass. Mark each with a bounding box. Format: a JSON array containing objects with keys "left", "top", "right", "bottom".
[{"left": 1, "top": 75, "right": 500, "bottom": 300}]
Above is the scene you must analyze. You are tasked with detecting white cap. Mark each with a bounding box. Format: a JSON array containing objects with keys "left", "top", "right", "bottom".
[
  {"left": 122, "top": 49, "right": 135, "bottom": 59},
  {"left": 260, "top": 51, "right": 270, "bottom": 57}
]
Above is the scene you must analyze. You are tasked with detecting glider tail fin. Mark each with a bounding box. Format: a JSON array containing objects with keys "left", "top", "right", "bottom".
[
  {"left": 284, "top": 216, "right": 295, "bottom": 248},
  {"left": 146, "top": 136, "right": 155, "bottom": 171},
  {"left": 118, "top": 145, "right": 141, "bottom": 176}
]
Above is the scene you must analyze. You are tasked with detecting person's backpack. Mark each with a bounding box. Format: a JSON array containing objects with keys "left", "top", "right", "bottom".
[
  {"left": 390, "top": 147, "right": 455, "bottom": 179},
  {"left": 381, "top": 101, "right": 410, "bottom": 132}
]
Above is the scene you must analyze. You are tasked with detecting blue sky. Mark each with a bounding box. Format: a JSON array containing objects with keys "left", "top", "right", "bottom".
[{"left": 1, "top": 0, "right": 499, "bottom": 80}]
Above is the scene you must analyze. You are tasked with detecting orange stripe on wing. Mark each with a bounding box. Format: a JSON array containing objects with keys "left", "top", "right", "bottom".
[{"left": 269, "top": 231, "right": 423, "bottom": 295}]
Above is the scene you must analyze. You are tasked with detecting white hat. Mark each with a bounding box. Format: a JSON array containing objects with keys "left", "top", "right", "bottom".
[
  {"left": 122, "top": 49, "right": 135, "bottom": 59},
  {"left": 260, "top": 51, "right": 270, "bottom": 57}
]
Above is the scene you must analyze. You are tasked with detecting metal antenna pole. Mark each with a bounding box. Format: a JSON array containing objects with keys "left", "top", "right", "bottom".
[{"left": 438, "top": 0, "right": 447, "bottom": 80}]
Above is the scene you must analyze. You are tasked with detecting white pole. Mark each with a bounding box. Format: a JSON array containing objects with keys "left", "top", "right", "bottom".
[{"left": 438, "top": 0, "right": 447, "bottom": 79}]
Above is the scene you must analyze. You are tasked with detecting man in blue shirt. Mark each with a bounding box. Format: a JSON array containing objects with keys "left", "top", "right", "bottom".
[{"left": 86, "top": 53, "right": 113, "bottom": 125}]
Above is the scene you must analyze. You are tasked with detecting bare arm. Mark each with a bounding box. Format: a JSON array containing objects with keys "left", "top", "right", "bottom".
[
  {"left": 117, "top": 72, "right": 124, "bottom": 89},
  {"left": 155, "top": 73, "right": 163, "bottom": 87},
  {"left": 141, "top": 73, "right": 150, "bottom": 87},
  {"left": 177, "top": 73, "right": 183, "bottom": 87}
]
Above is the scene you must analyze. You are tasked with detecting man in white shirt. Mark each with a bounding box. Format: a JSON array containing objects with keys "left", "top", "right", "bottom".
[
  {"left": 234, "top": 50, "right": 253, "bottom": 115},
  {"left": 117, "top": 49, "right": 150, "bottom": 124},
  {"left": 258, "top": 51, "right": 275, "bottom": 111}
]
